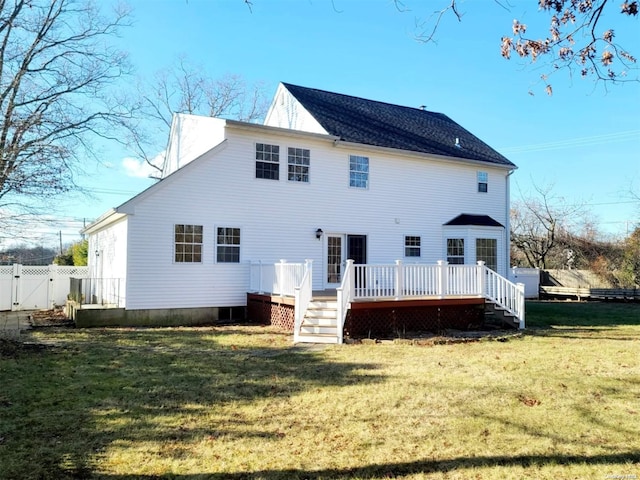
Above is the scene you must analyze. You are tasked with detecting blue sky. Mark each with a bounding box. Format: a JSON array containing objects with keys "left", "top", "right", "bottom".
[{"left": 32, "top": 0, "right": 640, "bottom": 248}]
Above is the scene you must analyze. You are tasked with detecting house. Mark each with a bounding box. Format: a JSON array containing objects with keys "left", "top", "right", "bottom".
[{"left": 79, "top": 83, "right": 523, "bottom": 341}]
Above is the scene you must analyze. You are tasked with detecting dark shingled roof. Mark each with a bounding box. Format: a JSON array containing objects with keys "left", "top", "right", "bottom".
[
  {"left": 444, "top": 214, "right": 504, "bottom": 227},
  {"left": 283, "top": 83, "right": 515, "bottom": 167}
]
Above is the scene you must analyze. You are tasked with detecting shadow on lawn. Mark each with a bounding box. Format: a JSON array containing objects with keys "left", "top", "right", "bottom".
[
  {"left": 89, "top": 452, "right": 640, "bottom": 479},
  {"left": 0, "top": 327, "right": 383, "bottom": 479},
  {"left": 525, "top": 326, "right": 640, "bottom": 342}
]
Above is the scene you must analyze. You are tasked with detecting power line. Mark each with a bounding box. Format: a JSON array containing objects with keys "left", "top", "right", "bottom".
[{"left": 499, "top": 130, "right": 640, "bottom": 154}]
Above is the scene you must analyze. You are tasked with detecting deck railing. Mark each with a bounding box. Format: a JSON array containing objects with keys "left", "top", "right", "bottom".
[
  {"left": 336, "top": 260, "right": 354, "bottom": 345},
  {"left": 251, "top": 259, "right": 526, "bottom": 333},
  {"left": 343, "top": 260, "right": 525, "bottom": 328},
  {"left": 293, "top": 260, "right": 313, "bottom": 343},
  {"left": 250, "top": 260, "right": 306, "bottom": 297},
  {"left": 69, "top": 277, "right": 124, "bottom": 307}
]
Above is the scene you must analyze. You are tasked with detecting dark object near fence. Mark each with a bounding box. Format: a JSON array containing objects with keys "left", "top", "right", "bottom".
[{"left": 540, "top": 286, "right": 640, "bottom": 301}]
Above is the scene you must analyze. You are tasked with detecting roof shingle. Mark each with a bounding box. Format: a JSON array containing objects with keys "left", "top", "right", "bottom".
[{"left": 283, "top": 83, "right": 515, "bottom": 167}]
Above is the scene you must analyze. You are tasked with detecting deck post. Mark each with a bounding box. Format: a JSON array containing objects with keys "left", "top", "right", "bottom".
[
  {"left": 437, "top": 260, "right": 447, "bottom": 299},
  {"left": 304, "top": 259, "right": 313, "bottom": 290},
  {"left": 476, "top": 261, "right": 486, "bottom": 297},
  {"left": 277, "top": 259, "right": 286, "bottom": 296},
  {"left": 517, "top": 282, "right": 526, "bottom": 329},
  {"left": 258, "top": 260, "right": 264, "bottom": 294},
  {"left": 395, "top": 260, "right": 403, "bottom": 300}
]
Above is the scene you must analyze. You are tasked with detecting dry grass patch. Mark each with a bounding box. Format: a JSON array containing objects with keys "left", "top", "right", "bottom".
[{"left": 1, "top": 303, "right": 639, "bottom": 479}]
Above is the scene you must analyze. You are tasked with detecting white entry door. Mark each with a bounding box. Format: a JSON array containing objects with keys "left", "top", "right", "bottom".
[
  {"left": 326, "top": 234, "right": 367, "bottom": 288},
  {"left": 326, "top": 235, "right": 344, "bottom": 287}
]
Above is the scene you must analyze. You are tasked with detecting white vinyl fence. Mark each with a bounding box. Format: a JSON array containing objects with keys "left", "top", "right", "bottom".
[
  {"left": 509, "top": 267, "right": 540, "bottom": 299},
  {"left": 0, "top": 264, "right": 89, "bottom": 311}
]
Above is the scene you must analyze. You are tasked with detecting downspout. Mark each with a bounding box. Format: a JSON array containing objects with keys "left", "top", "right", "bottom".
[{"left": 505, "top": 169, "right": 515, "bottom": 276}]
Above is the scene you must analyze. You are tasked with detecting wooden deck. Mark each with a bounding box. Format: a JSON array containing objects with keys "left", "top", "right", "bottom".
[{"left": 247, "top": 291, "right": 498, "bottom": 339}]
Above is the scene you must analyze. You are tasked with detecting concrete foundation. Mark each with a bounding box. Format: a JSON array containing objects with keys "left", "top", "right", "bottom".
[{"left": 66, "top": 301, "right": 246, "bottom": 328}]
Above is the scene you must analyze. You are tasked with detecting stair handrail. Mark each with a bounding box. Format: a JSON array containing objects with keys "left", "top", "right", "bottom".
[
  {"left": 480, "top": 262, "right": 525, "bottom": 329},
  {"left": 293, "top": 259, "right": 313, "bottom": 343},
  {"left": 335, "top": 259, "right": 354, "bottom": 344}
]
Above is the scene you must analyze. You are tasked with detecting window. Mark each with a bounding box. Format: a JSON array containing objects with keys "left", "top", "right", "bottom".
[
  {"left": 476, "top": 238, "right": 497, "bottom": 271},
  {"left": 404, "top": 236, "right": 421, "bottom": 257},
  {"left": 477, "top": 171, "right": 488, "bottom": 193},
  {"left": 256, "top": 143, "right": 279, "bottom": 180},
  {"left": 217, "top": 227, "right": 240, "bottom": 263},
  {"left": 174, "top": 224, "right": 203, "bottom": 263},
  {"left": 349, "top": 155, "right": 369, "bottom": 188},
  {"left": 288, "top": 147, "right": 310, "bottom": 182},
  {"left": 447, "top": 238, "right": 465, "bottom": 264}
]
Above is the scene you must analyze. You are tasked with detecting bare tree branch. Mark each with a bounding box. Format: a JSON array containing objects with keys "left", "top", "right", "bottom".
[
  {"left": 413, "top": 1, "right": 463, "bottom": 44},
  {"left": 398, "top": 0, "right": 638, "bottom": 93},
  {"left": 123, "top": 56, "right": 269, "bottom": 177},
  {"left": 511, "top": 183, "right": 588, "bottom": 268},
  {"left": 0, "top": 0, "right": 132, "bottom": 214}
]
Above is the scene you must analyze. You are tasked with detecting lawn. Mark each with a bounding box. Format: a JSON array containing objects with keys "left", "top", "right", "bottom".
[{"left": 0, "top": 301, "right": 639, "bottom": 479}]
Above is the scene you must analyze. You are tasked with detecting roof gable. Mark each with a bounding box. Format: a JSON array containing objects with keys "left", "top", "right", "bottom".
[{"left": 281, "top": 83, "right": 515, "bottom": 168}]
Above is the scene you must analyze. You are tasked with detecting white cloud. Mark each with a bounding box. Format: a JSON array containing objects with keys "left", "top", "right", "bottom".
[{"left": 121, "top": 153, "right": 164, "bottom": 178}]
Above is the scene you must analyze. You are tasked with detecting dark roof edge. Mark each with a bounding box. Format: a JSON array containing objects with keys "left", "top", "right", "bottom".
[
  {"left": 444, "top": 214, "right": 505, "bottom": 228},
  {"left": 281, "top": 82, "right": 443, "bottom": 116}
]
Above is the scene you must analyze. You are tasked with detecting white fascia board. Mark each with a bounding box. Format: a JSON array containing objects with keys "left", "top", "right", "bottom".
[
  {"left": 263, "top": 83, "right": 287, "bottom": 126},
  {"left": 163, "top": 114, "right": 227, "bottom": 177},
  {"left": 82, "top": 209, "right": 127, "bottom": 235},
  {"left": 84, "top": 139, "right": 230, "bottom": 232},
  {"left": 118, "top": 139, "right": 230, "bottom": 213},
  {"left": 332, "top": 139, "right": 517, "bottom": 172},
  {"left": 225, "top": 119, "right": 338, "bottom": 142}
]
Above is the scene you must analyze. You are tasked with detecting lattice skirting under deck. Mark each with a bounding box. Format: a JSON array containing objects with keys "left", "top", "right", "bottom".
[
  {"left": 344, "top": 304, "right": 485, "bottom": 338},
  {"left": 247, "top": 293, "right": 486, "bottom": 338},
  {"left": 246, "top": 294, "right": 294, "bottom": 331}
]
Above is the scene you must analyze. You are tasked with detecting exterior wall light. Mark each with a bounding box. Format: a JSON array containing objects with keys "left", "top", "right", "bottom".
[{"left": 315, "top": 228, "right": 323, "bottom": 240}]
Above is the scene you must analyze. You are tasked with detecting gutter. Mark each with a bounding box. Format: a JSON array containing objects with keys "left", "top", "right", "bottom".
[
  {"left": 332, "top": 138, "right": 517, "bottom": 170},
  {"left": 81, "top": 209, "right": 127, "bottom": 235},
  {"left": 506, "top": 169, "right": 515, "bottom": 275}
]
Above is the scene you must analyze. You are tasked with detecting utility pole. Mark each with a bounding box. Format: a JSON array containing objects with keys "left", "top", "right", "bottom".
[{"left": 59, "top": 231, "right": 63, "bottom": 255}]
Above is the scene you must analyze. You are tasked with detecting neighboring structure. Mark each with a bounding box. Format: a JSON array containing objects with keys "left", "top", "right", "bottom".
[{"left": 81, "top": 83, "right": 520, "bottom": 335}]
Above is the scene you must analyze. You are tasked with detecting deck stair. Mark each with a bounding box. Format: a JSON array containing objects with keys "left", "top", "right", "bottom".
[
  {"left": 484, "top": 300, "right": 520, "bottom": 329},
  {"left": 296, "top": 297, "right": 340, "bottom": 344}
]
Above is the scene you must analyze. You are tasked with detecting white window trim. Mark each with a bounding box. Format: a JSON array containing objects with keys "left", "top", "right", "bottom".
[
  {"left": 173, "top": 224, "right": 203, "bottom": 264},
  {"left": 287, "top": 146, "right": 310, "bottom": 183},
  {"left": 255, "top": 142, "right": 280, "bottom": 181},
  {"left": 349, "top": 154, "right": 370, "bottom": 189},
  {"left": 215, "top": 226, "right": 242, "bottom": 264},
  {"left": 477, "top": 171, "right": 488, "bottom": 193},
  {"left": 404, "top": 235, "right": 421, "bottom": 258}
]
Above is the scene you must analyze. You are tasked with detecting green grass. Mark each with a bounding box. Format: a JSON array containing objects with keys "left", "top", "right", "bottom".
[{"left": 0, "top": 301, "right": 639, "bottom": 479}]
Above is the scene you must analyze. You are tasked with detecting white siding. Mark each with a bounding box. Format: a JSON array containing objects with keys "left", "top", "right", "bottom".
[
  {"left": 114, "top": 124, "right": 511, "bottom": 309},
  {"left": 88, "top": 216, "right": 128, "bottom": 306},
  {"left": 263, "top": 84, "right": 327, "bottom": 134},
  {"left": 162, "top": 114, "right": 227, "bottom": 177}
]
